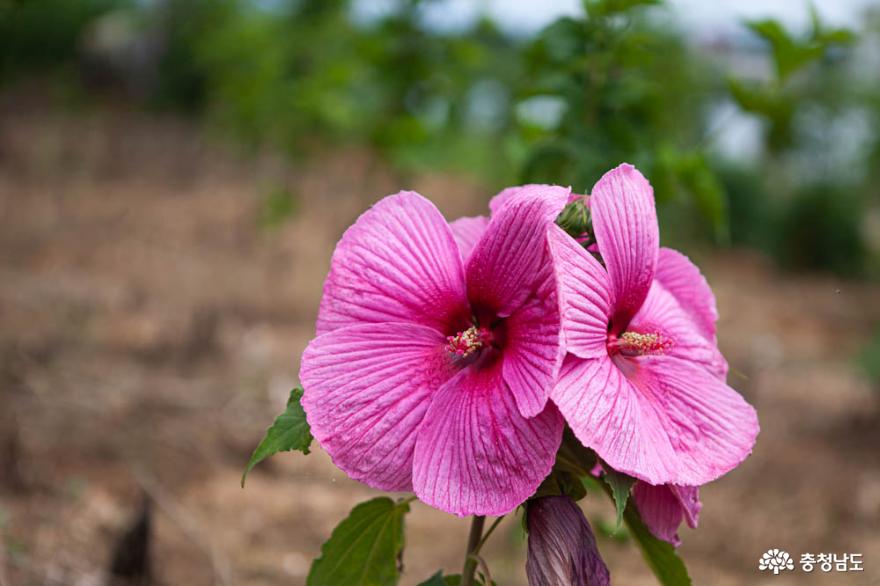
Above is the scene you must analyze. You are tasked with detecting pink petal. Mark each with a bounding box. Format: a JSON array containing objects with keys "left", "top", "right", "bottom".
[
  {"left": 631, "top": 281, "right": 728, "bottom": 379},
  {"left": 317, "top": 191, "right": 469, "bottom": 336},
  {"left": 412, "top": 362, "right": 563, "bottom": 516},
  {"left": 655, "top": 248, "right": 718, "bottom": 342},
  {"left": 449, "top": 215, "right": 489, "bottom": 262},
  {"left": 300, "top": 323, "right": 454, "bottom": 492},
  {"left": 467, "top": 185, "right": 570, "bottom": 317},
  {"left": 589, "top": 164, "right": 659, "bottom": 331},
  {"left": 632, "top": 483, "right": 701, "bottom": 547},
  {"left": 547, "top": 225, "right": 613, "bottom": 359},
  {"left": 489, "top": 185, "right": 523, "bottom": 215},
  {"left": 489, "top": 184, "right": 572, "bottom": 216},
  {"left": 673, "top": 485, "right": 702, "bottom": 529},
  {"left": 502, "top": 261, "right": 563, "bottom": 417},
  {"left": 552, "top": 354, "right": 758, "bottom": 486}
]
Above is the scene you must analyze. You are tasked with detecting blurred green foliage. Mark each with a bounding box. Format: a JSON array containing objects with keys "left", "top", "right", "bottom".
[
  {"left": 725, "top": 8, "right": 878, "bottom": 277},
  {"left": 514, "top": 0, "right": 729, "bottom": 242},
  {"left": 2, "top": 0, "right": 879, "bottom": 277},
  {"left": 0, "top": 0, "right": 127, "bottom": 78},
  {"left": 259, "top": 186, "right": 299, "bottom": 229},
  {"left": 859, "top": 328, "right": 880, "bottom": 389}
]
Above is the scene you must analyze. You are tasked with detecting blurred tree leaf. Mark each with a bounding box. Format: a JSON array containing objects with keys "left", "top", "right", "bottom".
[
  {"left": 308, "top": 497, "right": 409, "bottom": 586},
  {"left": 586, "top": 0, "right": 662, "bottom": 18},
  {"left": 727, "top": 78, "right": 794, "bottom": 151},
  {"left": 745, "top": 16, "right": 855, "bottom": 83},
  {"left": 745, "top": 19, "right": 823, "bottom": 81},
  {"left": 675, "top": 152, "right": 730, "bottom": 243},
  {"left": 809, "top": 4, "right": 857, "bottom": 46},
  {"left": 521, "top": 141, "right": 576, "bottom": 184},
  {"left": 241, "top": 387, "right": 312, "bottom": 487}
]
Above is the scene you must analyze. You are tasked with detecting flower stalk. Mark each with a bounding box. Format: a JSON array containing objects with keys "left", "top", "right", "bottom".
[{"left": 461, "top": 515, "right": 485, "bottom": 586}]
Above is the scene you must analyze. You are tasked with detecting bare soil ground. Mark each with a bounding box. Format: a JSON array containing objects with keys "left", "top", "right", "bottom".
[{"left": 1, "top": 87, "right": 879, "bottom": 585}]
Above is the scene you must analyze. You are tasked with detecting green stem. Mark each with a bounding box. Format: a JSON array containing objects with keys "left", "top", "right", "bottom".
[
  {"left": 474, "top": 516, "right": 504, "bottom": 554},
  {"left": 461, "top": 515, "right": 485, "bottom": 586}
]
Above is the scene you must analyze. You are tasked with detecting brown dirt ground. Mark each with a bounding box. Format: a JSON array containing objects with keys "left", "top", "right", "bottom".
[{"left": 1, "top": 86, "right": 879, "bottom": 586}]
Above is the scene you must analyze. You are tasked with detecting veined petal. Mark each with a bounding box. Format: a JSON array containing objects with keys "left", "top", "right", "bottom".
[
  {"left": 317, "top": 191, "right": 469, "bottom": 335},
  {"left": 489, "top": 183, "right": 576, "bottom": 216},
  {"left": 489, "top": 185, "right": 524, "bottom": 215},
  {"left": 655, "top": 248, "right": 718, "bottom": 343},
  {"left": 412, "top": 363, "right": 563, "bottom": 516},
  {"left": 631, "top": 281, "right": 728, "bottom": 379},
  {"left": 547, "top": 225, "right": 613, "bottom": 359},
  {"left": 632, "top": 483, "right": 701, "bottom": 547},
  {"left": 502, "top": 261, "right": 563, "bottom": 417},
  {"left": 449, "top": 215, "right": 489, "bottom": 263},
  {"left": 300, "top": 323, "right": 454, "bottom": 492},
  {"left": 673, "top": 485, "right": 701, "bottom": 529},
  {"left": 590, "top": 164, "right": 659, "bottom": 331},
  {"left": 526, "top": 496, "right": 611, "bottom": 586},
  {"left": 553, "top": 354, "right": 758, "bottom": 486},
  {"left": 467, "top": 185, "right": 571, "bottom": 317}
]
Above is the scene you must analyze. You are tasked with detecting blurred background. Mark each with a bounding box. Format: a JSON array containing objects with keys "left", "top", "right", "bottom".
[{"left": 1, "top": 0, "right": 879, "bottom": 584}]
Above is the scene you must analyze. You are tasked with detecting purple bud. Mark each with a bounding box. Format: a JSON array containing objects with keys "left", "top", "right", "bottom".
[{"left": 526, "top": 496, "right": 610, "bottom": 586}]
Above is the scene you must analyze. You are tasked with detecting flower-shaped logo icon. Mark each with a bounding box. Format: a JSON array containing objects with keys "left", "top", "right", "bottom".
[{"left": 758, "top": 549, "right": 795, "bottom": 574}]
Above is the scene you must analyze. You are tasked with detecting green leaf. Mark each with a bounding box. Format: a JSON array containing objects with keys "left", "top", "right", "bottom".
[
  {"left": 744, "top": 18, "right": 826, "bottom": 81},
  {"left": 241, "top": 387, "right": 312, "bottom": 487},
  {"left": 308, "top": 497, "right": 410, "bottom": 586},
  {"left": 587, "top": 0, "right": 661, "bottom": 18},
  {"left": 534, "top": 469, "right": 588, "bottom": 502},
  {"left": 624, "top": 502, "right": 692, "bottom": 586},
  {"left": 416, "top": 572, "right": 446, "bottom": 586},
  {"left": 555, "top": 427, "right": 597, "bottom": 478},
  {"left": 602, "top": 464, "right": 635, "bottom": 528},
  {"left": 416, "top": 572, "right": 465, "bottom": 586}
]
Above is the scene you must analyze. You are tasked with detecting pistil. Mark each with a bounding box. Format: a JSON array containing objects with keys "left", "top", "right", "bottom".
[
  {"left": 608, "top": 331, "right": 672, "bottom": 357},
  {"left": 447, "top": 326, "right": 491, "bottom": 358}
]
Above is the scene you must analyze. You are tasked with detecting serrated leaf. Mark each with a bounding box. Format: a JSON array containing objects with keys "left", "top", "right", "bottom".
[
  {"left": 624, "top": 502, "right": 692, "bottom": 586},
  {"left": 241, "top": 387, "right": 312, "bottom": 487},
  {"left": 308, "top": 497, "right": 409, "bottom": 586},
  {"left": 602, "top": 465, "right": 635, "bottom": 528},
  {"left": 416, "top": 572, "right": 446, "bottom": 586},
  {"left": 415, "top": 572, "right": 466, "bottom": 586}
]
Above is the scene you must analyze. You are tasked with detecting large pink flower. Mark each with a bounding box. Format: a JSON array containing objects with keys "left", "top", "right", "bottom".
[
  {"left": 547, "top": 163, "right": 759, "bottom": 486},
  {"left": 300, "top": 186, "right": 570, "bottom": 516}
]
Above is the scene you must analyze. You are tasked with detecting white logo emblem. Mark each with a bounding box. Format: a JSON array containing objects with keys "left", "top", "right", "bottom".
[{"left": 759, "top": 549, "right": 795, "bottom": 574}]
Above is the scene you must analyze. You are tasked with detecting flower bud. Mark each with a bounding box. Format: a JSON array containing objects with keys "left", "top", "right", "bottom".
[{"left": 526, "top": 496, "right": 610, "bottom": 586}]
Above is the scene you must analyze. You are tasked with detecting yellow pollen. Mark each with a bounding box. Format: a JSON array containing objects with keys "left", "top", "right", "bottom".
[
  {"left": 447, "top": 326, "right": 487, "bottom": 357},
  {"left": 615, "top": 331, "right": 672, "bottom": 356}
]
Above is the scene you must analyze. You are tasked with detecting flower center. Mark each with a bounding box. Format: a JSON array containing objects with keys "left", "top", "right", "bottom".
[
  {"left": 608, "top": 330, "right": 672, "bottom": 357},
  {"left": 446, "top": 325, "right": 492, "bottom": 358}
]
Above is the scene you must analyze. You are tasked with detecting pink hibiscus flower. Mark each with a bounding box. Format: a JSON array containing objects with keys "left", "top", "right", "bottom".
[
  {"left": 547, "top": 163, "right": 759, "bottom": 486},
  {"left": 300, "top": 186, "right": 571, "bottom": 516}
]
